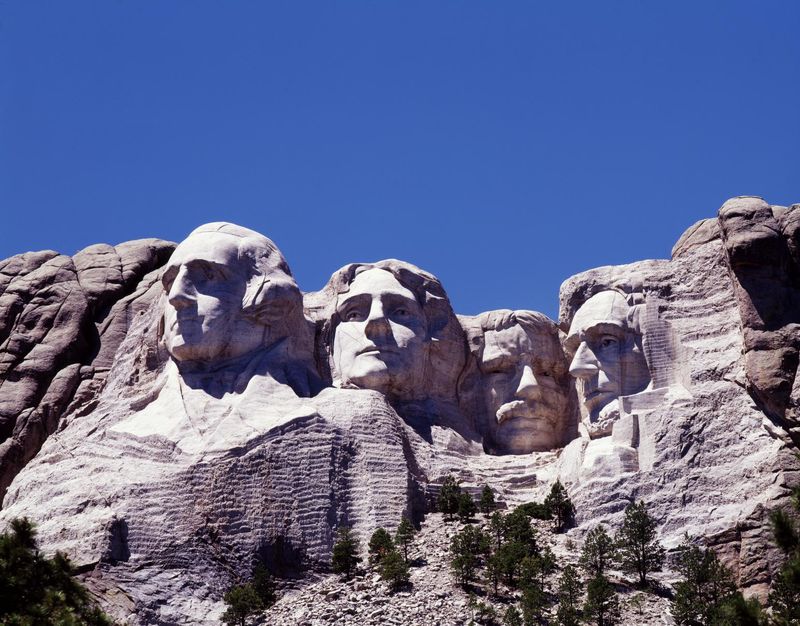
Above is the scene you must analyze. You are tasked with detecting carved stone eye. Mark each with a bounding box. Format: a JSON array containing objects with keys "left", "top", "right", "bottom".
[{"left": 345, "top": 309, "right": 364, "bottom": 322}]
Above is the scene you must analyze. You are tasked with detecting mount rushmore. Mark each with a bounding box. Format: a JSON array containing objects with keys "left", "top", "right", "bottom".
[{"left": 0, "top": 196, "right": 798, "bottom": 623}]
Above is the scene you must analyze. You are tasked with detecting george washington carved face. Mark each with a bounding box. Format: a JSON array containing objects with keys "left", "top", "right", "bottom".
[{"left": 161, "top": 223, "right": 300, "bottom": 365}]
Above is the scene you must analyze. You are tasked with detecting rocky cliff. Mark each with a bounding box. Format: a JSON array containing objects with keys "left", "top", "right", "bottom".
[{"left": 0, "top": 198, "right": 797, "bottom": 624}]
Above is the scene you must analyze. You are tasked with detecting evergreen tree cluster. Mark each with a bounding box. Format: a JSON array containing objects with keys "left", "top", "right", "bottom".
[
  {"left": 0, "top": 517, "right": 115, "bottom": 626},
  {"left": 363, "top": 516, "right": 417, "bottom": 590},
  {"left": 444, "top": 485, "right": 679, "bottom": 626},
  {"left": 669, "top": 482, "right": 800, "bottom": 626}
]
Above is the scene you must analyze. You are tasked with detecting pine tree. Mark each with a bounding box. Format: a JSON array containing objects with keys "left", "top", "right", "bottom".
[
  {"left": 713, "top": 593, "right": 764, "bottom": 626},
  {"left": 251, "top": 563, "right": 276, "bottom": 608},
  {"left": 544, "top": 480, "right": 575, "bottom": 532},
  {"left": 458, "top": 491, "right": 478, "bottom": 522},
  {"left": 0, "top": 517, "right": 114, "bottom": 625},
  {"left": 769, "top": 557, "right": 800, "bottom": 626},
  {"left": 488, "top": 511, "right": 506, "bottom": 551},
  {"left": 583, "top": 574, "right": 620, "bottom": 626},
  {"left": 523, "top": 547, "right": 556, "bottom": 590},
  {"left": 504, "top": 605, "right": 523, "bottom": 626},
  {"left": 671, "top": 541, "right": 740, "bottom": 626},
  {"left": 438, "top": 475, "right": 462, "bottom": 522},
  {"left": 615, "top": 500, "right": 665, "bottom": 587},
  {"left": 486, "top": 551, "right": 502, "bottom": 596},
  {"left": 555, "top": 565, "right": 582, "bottom": 626},
  {"left": 579, "top": 525, "right": 617, "bottom": 578},
  {"left": 768, "top": 484, "right": 800, "bottom": 626},
  {"left": 521, "top": 582, "right": 548, "bottom": 625},
  {"left": 221, "top": 584, "right": 263, "bottom": 626},
  {"left": 450, "top": 524, "right": 488, "bottom": 586},
  {"left": 480, "top": 485, "right": 497, "bottom": 514},
  {"left": 331, "top": 526, "right": 362, "bottom": 579},
  {"left": 380, "top": 549, "right": 410, "bottom": 590},
  {"left": 494, "top": 540, "right": 528, "bottom": 587},
  {"left": 394, "top": 516, "right": 416, "bottom": 563},
  {"left": 504, "top": 508, "right": 538, "bottom": 555},
  {"left": 368, "top": 527, "right": 395, "bottom": 565}
]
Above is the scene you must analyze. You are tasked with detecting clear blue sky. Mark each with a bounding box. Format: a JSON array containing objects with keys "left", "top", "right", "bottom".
[{"left": 1, "top": 2, "right": 798, "bottom": 319}]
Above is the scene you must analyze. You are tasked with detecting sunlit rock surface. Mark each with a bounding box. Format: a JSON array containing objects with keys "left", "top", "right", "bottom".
[{"left": 0, "top": 197, "right": 798, "bottom": 623}]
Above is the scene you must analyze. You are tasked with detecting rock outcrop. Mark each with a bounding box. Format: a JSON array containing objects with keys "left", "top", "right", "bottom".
[
  {"left": 0, "top": 239, "right": 174, "bottom": 501},
  {"left": 0, "top": 197, "right": 798, "bottom": 623}
]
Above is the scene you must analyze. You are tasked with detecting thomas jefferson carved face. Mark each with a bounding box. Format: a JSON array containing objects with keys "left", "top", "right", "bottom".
[
  {"left": 333, "top": 268, "right": 427, "bottom": 397},
  {"left": 479, "top": 312, "right": 569, "bottom": 453},
  {"left": 161, "top": 224, "right": 298, "bottom": 365},
  {"left": 566, "top": 291, "right": 650, "bottom": 426}
]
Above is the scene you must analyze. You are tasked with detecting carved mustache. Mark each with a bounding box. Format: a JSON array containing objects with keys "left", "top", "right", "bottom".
[{"left": 496, "top": 399, "right": 560, "bottom": 425}]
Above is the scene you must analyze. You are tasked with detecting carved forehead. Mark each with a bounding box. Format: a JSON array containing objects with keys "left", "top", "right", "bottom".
[
  {"left": 341, "top": 268, "right": 418, "bottom": 303},
  {"left": 567, "top": 291, "right": 629, "bottom": 339},
  {"left": 482, "top": 322, "right": 561, "bottom": 364},
  {"left": 482, "top": 325, "right": 532, "bottom": 362},
  {"left": 168, "top": 231, "right": 243, "bottom": 269}
]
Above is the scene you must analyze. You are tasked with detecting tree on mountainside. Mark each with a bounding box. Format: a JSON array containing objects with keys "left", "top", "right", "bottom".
[
  {"left": 615, "top": 500, "right": 665, "bottom": 588},
  {"left": 332, "top": 526, "right": 362, "bottom": 579},
  {"left": 583, "top": 574, "right": 620, "bottom": 626},
  {"left": 0, "top": 517, "right": 114, "bottom": 626},
  {"left": 438, "top": 475, "right": 462, "bottom": 522},
  {"left": 380, "top": 548, "right": 410, "bottom": 590},
  {"left": 395, "top": 515, "right": 416, "bottom": 563},
  {"left": 543, "top": 480, "right": 575, "bottom": 532},
  {"left": 769, "top": 484, "right": 800, "bottom": 626},
  {"left": 480, "top": 485, "right": 497, "bottom": 514},
  {"left": 458, "top": 491, "right": 478, "bottom": 522},
  {"left": 368, "top": 527, "right": 395, "bottom": 565},
  {"left": 579, "top": 525, "right": 617, "bottom": 579},
  {"left": 671, "top": 540, "right": 760, "bottom": 626},
  {"left": 555, "top": 565, "right": 582, "bottom": 626}
]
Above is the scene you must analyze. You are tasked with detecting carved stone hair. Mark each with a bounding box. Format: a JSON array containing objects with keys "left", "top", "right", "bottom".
[{"left": 477, "top": 309, "right": 556, "bottom": 339}]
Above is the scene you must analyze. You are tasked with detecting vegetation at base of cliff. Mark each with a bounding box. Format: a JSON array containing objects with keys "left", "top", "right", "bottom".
[
  {"left": 331, "top": 526, "right": 362, "bottom": 580},
  {"left": 221, "top": 563, "right": 277, "bottom": 626},
  {"left": 768, "top": 484, "right": 800, "bottom": 626},
  {"left": 0, "top": 517, "right": 115, "bottom": 626},
  {"left": 317, "top": 476, "right": 800, "bottom": 625}
]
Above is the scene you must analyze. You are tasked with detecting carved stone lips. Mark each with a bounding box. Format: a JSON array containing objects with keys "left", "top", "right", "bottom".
[{"left": 356, "top": 345, "right": 396, "bottom": 357}]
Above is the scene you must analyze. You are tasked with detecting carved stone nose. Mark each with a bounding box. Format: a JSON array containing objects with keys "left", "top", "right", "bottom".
[
  {"left": 364, "top": 302, "right": 391, "bottom": 339},
  {"left": 515, "top": 365, "right": 540, "bottom": 399},
  {"left": 569, "top": 342, "right": 599, "bottom": 379},
  {"left": 168, "top": 269, "right": 195, "bottom": 309}
]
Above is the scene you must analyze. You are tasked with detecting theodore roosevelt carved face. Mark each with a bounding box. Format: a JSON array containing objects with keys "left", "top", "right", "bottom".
[
  {"left": 161, "top": 223, "right": 300, "bottom": 365},
  {"left": 477, "top": 310, "right": 569, "bottom": 454}
]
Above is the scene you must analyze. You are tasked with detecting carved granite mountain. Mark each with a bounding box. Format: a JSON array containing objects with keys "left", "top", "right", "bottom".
[{"left": 0, "top": 197, "right": 797, "bottom": 624}]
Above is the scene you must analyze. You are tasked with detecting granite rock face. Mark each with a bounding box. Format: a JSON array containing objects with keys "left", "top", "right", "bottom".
[
  {"left": 717, "top": 197, "right": 800, "bottom": 442},
  {"left": 0, "top": 239, "right": 174, "bottom": 501},
  {"left": 0, "top": 198, "right": 798, "bottom": 623}
]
